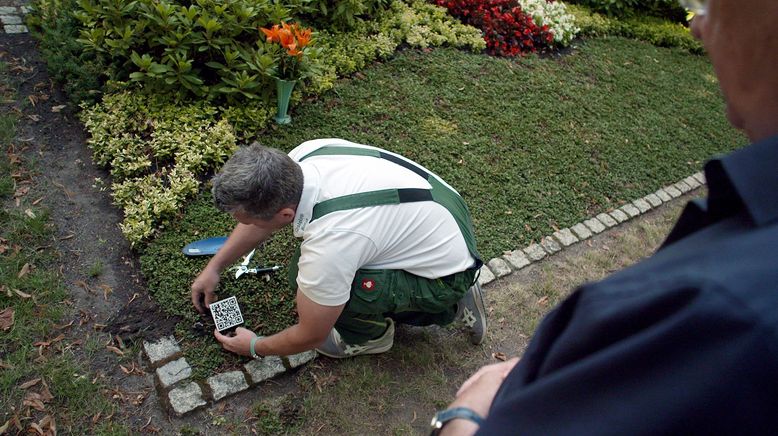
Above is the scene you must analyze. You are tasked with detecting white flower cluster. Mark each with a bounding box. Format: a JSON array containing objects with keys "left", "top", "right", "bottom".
[{"left": 519, "top": 0, "right": 580, "bottom": 46}]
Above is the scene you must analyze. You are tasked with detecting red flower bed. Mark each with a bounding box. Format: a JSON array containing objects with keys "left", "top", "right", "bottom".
[{"left": 434, "top": 0, "right": 555, "bottom": 56}]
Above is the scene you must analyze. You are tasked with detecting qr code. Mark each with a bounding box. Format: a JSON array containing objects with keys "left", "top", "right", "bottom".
[{"left": 209, "top": 296, "right": 244, "bottom": 332}]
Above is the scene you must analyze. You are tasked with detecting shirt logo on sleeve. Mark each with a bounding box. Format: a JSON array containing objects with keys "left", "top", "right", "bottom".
[{"left": 361, "top": 279, "right": 376, "bottom": 291}]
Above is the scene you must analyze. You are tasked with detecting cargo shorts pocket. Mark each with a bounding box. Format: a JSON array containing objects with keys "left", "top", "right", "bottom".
[{"left": 348, "top": 269, "right": 395, "bottom": 314}]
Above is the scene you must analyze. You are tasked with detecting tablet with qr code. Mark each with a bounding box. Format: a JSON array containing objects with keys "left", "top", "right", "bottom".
[{"left": 209, "top": 296, "right": 245, "bottom": 334}]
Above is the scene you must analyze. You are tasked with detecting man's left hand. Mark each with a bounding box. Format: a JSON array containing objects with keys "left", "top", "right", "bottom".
[{"left": 214, "top": 327, "right": 257, "bottom": 356}]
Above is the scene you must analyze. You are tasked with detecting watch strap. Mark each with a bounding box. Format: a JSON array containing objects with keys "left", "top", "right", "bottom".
[{"left": 430, "top": 406, "right": 485, "bottom": 435}]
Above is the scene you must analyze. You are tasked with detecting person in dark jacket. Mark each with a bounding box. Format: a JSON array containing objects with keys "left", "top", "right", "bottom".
[{"left": 429, "top": 0, "right": 778, "bottom": 434}]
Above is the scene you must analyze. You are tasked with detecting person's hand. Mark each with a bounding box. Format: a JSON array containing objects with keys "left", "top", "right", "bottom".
[
  {"left": 214, "top": 326, "right": 258, "bottom": 356},
  {"left": 456, "top": 357, "right": 520, "bottom": 401},
  {"left": 439, "top": 357, "right": 520, "bottom": 436},
  {"left": 191, "top": 267, "right": 220, "bottom": 313}
]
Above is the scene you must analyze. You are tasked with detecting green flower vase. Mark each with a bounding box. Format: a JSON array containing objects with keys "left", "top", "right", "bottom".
[{"left": 274, "top": 78, "right": 296, "bottom": 125}]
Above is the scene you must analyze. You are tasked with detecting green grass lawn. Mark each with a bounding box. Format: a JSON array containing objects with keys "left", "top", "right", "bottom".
[
  {"left": 141, "top": 36, "right": 745, "bottom": 376},
  {"left": 0, "top": 61, "right": 122, "bottom": 433}
]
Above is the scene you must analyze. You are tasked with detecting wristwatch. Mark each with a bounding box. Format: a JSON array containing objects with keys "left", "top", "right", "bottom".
[{"left": 429, "top": 407, "right": 485, "bottom": 435}]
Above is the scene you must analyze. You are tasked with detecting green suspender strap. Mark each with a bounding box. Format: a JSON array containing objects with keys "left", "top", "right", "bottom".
[{"left": 299, "top": 145, "right": 483, "bottom": 269}]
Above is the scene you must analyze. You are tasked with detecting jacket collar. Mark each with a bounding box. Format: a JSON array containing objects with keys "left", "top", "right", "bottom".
[{"left": 706, "top": 134, "right": 778, "bottom": 227}]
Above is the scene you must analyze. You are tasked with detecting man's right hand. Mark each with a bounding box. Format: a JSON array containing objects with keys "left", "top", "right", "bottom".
[{"left": 191, "top": 268, "right": 220, "bottom": 313}]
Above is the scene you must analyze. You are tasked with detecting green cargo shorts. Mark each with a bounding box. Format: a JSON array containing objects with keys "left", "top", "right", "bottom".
[{"left": 288, "top": 248, "right": 477, "bottom": 344}]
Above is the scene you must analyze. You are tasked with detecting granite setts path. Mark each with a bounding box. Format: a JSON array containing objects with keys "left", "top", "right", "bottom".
[
  {"left": 143, "top": 171, "right": 706, "bottom": 416},
  {"left": 0, "top": 5, "right": 29, "bottom": 34}
]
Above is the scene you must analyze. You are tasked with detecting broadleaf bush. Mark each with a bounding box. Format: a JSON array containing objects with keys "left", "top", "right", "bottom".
[
  {"left": 81, "top": 92, "right": 239, "bottom": 244},
  {"left": 317, "top": 0, "right": 485, "bottom": 76},
  {"left": 70, "top": 0, "right": 308, "bottom": 102},
  {"left": 567, "top": 0, "right": 686, "bottom": 22},
  {"left": 26, "top": 0, "right": 107, "bottom": 104},
  {"left": 567, "top": 4, "right": 702, "bottom": 53}
]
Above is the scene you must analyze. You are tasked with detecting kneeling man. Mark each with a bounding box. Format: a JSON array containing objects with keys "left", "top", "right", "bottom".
[{"left": 191, "top": 138, "right": 487, "bottom": 359}]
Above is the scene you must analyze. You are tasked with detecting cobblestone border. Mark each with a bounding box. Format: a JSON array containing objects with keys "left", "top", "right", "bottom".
[
  {"left": 142, "top": 336, "right": 316, "bottom": 416},
  {"left": 1, "top": 5, "right": 29, "bottom": 34},
  {"left": 476, "top": 171, "right": 706, "bottom": 287}
]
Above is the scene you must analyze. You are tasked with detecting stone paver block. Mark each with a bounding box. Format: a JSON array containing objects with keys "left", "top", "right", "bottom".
[
  {"left": 540, "top": 236, "right": 561, "bottom": 254},
  {"left": 684, "top": 175, "right": 701, "bottom": 189},
  {"left": 632, "top": 198, "right": 652, "bottom": 214},
  {"left": 553, "top": 228, "right": 578, "bottom": 247},
  {"left": 4, "top": 24, "right": 27, "bottom": 33},
  {"left": 570, "top": 223, "right": 592, "bottom": 240},
  {"left": 644, "top": 193, "right": 663, "bottom": 208},
  {"left": 143, "top": 335, "right": 181, "bottom": 365},
  {"left": 245, "top": 356, "right": 286, "bottom": 384},
  {"left": 1, "top": 15, "right": 22, "bottom": 24},
  {"left": 583, "top": 218, "right": 606, "bottom": 234},
  {"left": 503, "top": 250, "right": 531, "bottom": 270},
  {"left": 675, "top": 180, "right": 692, "bottom": 194},
  {"left": 156, "top": 358, "right": 192, "bottom": 389},
  {"left": 207, "top": 371, "right": 249, "bottom": 401},
  {"left": 609, "top": 209, "right": 629, "bottom": 224},
  {"left": 0, "top": 7, "right": 18, "bottom": 14},
  {"left": 286, "top": 350, "right": 317, "bottom": 369},
  {"left": 523, "top": 243, "right": 547, "bottom": 261},
  {"left": 655, "top": 189, "right": 672, "bottom": 202},
  {"left": 595, "top": 213, "right": 617, "bottom": 228},
  {"left": 168, "top": 382, "right": 207, "bottom": 416},
  {"left": 21, "top": 6, "right": 31, "bottom": 14},
  {"left": 477, "top": 265, "right": 495, "bottom": 286},
  {"left": 665, "top": 185, "right": 683, "bottom": 198},
  {"left": 693, "top": 172, "right": 706, "bottom": 185},
  {"left": 620, "top": 204, "right": 641, "bottom": 218},
  {"left": 487, "top": 258, "right": 512, "bottom": 278}
]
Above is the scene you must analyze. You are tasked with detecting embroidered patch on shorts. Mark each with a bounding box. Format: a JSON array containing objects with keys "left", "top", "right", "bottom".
[{"left": 361, "top": 279, "right": 376, "bottom": 291}]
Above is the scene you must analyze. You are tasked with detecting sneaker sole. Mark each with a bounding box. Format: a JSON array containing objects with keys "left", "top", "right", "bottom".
[
  {"left": 315, "top": 342, "right": 393, "bottom": 359},
  {"left": 469, "top": 284, "right": 488, "bottom": 345}
]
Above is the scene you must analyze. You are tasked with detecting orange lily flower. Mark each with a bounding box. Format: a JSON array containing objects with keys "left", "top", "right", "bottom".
[
  {"left": 295, "top": 27, "right": 312, "bottom": 48},
  {"left": 278, "top": 28, "right": 296, "bottom": 50},
  {"left": 260, "top": 24, "right": 281, "bottom": 43}
]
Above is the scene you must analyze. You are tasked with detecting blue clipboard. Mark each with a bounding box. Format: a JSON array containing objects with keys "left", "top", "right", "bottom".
[{"left": 182, "top": 236, "right": 228, "bottom": 256}]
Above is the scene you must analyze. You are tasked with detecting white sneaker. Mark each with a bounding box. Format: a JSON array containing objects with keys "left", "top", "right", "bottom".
[
  {"left": 316, "top": 318, "right": 395, "bottom": 358},
  {"left": 456, "top": 282, "right": 488, "bottom": 345}
]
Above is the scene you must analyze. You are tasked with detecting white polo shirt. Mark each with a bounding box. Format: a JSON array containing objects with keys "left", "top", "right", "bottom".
[{"left": 288, "top": 139, "right": 476, "bottom": 307}]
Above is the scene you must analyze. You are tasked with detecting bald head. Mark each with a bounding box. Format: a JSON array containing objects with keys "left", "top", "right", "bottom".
[{"left": 691, "top": 0, "right": 778, "bottom": 141}]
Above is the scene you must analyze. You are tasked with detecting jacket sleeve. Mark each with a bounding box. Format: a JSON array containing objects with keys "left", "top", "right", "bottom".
[{"left": 477, "top": 278, "right": 778, "bottom": 436}]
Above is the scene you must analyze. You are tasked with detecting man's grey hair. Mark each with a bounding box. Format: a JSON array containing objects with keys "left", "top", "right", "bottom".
[{"left": 212, "top": 143, "right": 303, "bottom": 220}]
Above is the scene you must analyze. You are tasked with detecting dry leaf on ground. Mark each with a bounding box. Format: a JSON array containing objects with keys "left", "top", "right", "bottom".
[
  {"left": 492, "top": 352, "right": 508, "bottom": 361},
  {"left": 15, "top": 289, "right": 32, "bottom": 299},
  {"left": 23, "top": 393, "right": 47, "bottom": 412},
  {"left": 36, "top": 415, "right": 56, "bottom": 436},
  {"left": 0, "top": 308, "right": 14, "bottom": 331},
  {"left": 18, "top": 263, "right": 32, "bottom": 278},
  {"left": 33, "top": 334, "right": 65, "bottom": 347},
  {"left": 20, "top": 378, "right": 42, "bottom": 389},
  {"left": 106, "top": 346, "right": 124, "bottom": 356}
]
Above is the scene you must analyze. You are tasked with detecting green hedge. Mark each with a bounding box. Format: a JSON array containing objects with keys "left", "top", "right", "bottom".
[
  {"left": 567, "top": 0, "right": 687, "bottom": 22},
  {"left": 568, "top": 4, "right": 703, "bottom": 54}
]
